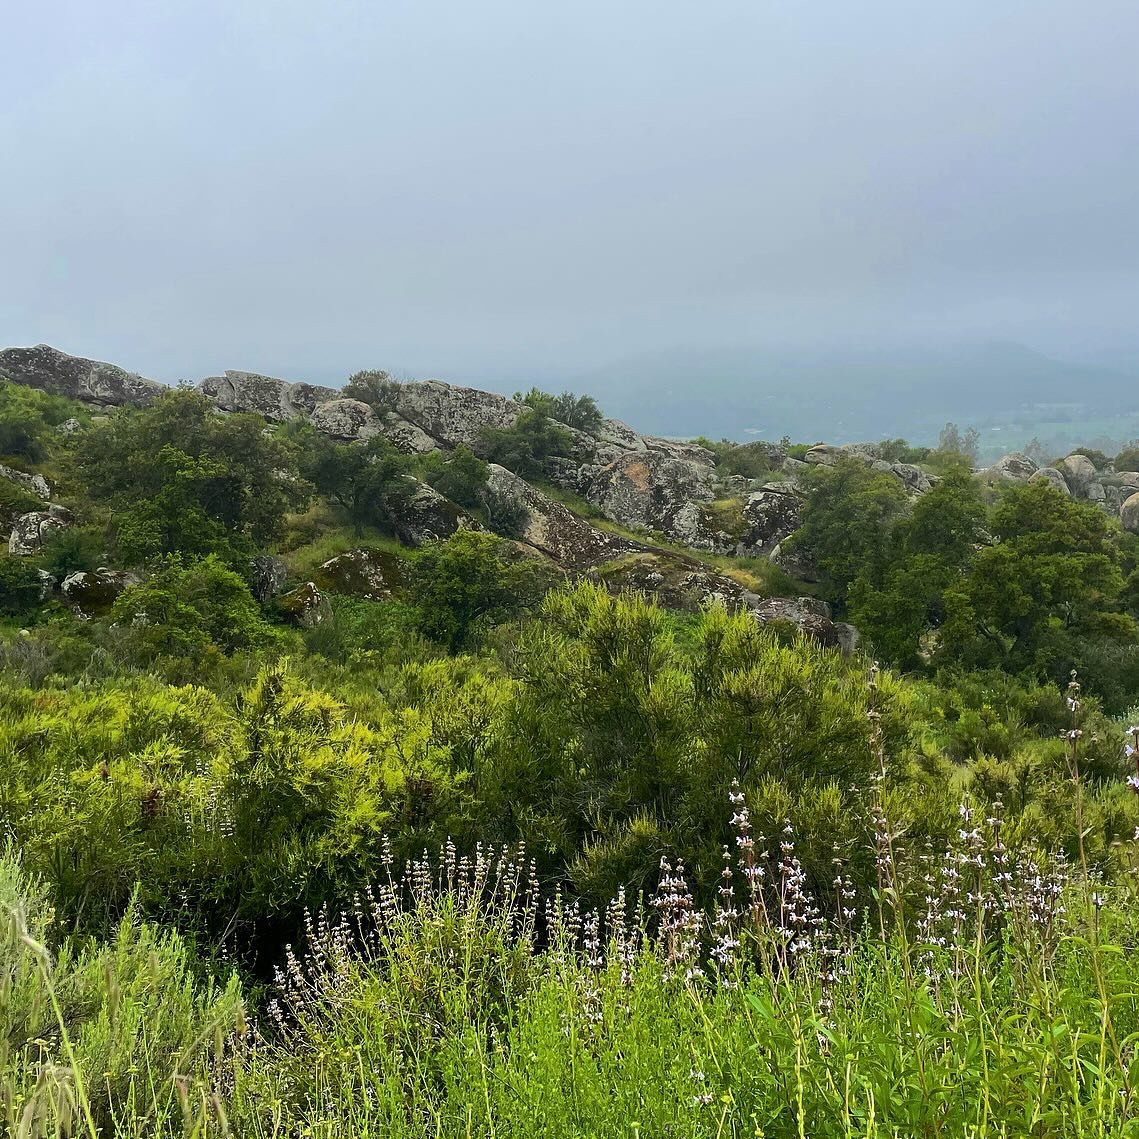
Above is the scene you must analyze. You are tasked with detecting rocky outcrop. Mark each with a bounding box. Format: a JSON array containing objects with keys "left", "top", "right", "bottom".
[
  {"left": 736, "top": 487, "right": 801, "bottom": 558},
  {"left": 0, "top": 464, "right": 50, "bottom": 500},
  {"left": 394, "top": 381, "right": 522, "bottom": 450},
  {"left": 485, "top": 464, "right": 639, "bottom": 569},
  {"left": 583, "top": 451, "right": 716, "bottom": 546},
  {"left": 595, "top": 552, "right": 753, "bottom": 611},
  {"left": 309, "top": 398, "right": 383, "bottom": 441},
  {"left": 199, "top": 370, "right": 339, "bottom": 422},
  {"left": 315, "top": 547, "right": 405, "bottom": 600},
  {"left": 393, "top": 480, "right": 477, "bottom": 547},
  {"left": 750, "top": 596, "right": 859, "bottom": 653},
  {"left": 887, "top": 462, "right": 932, "bottom": 495},
  {"left": 9, "top": 506, "right": 72, "bottom": 555},
  {"left": 1058, "top": 453, "right": 1098, "bottom": 497},
  {"left": 62, "top": 568, "right": 139, "bottom": 618},
  {"left": 277, "top": 582, "right": 332, "bottom": 628},
  {"left": 593, "top": 550, "right": 856, "bottom": 650},
  {"left": 1121, "top": 492, "right": 1139, "bottom": 535},
  {"left": 985, "top": 453, "right": 1039, "bottom": 482},
  {"left": 0, "top": 345, "right": 165, "bottom": 407},
  {"left": 769, "top": 538, "right": 819, "bottom": 583},
  {"left": 1030, "top": 467, "right": 1071, "bottom": 495},
  {"left": 377, "top": 412, "right": 440, "bottom": 454},
  {"left": 250, "top": 555, "right": 289, "bottom": 602}
]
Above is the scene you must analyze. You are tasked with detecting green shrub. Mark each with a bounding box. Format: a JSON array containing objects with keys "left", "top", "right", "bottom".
[
  {"left": 423, "top": 444, "right": 489, "bottom": 509},
  {"left": 516, "top": 386, "right": 604, "bottom": 433},
  {"left": 0, "top": 556, "right": 43, "bottom": 617},
  {"left": 342, "top": 368, "right": 402, "bottom": 411},
  {"left": 0, "top": 381, "right": 82, "bottom": 460},
  {"left": 0, "top": 852, "right": 244, "bottom": 1137},
  {"left": 410, "top": 530, "right": 555, "bottom": 651},
  {"left": 477, "top": 408, "right": 578, "bottom": 478},
  {"left": 80, "top": 389, "right": 307, "bottom": 564},
  {"left": 110, "top": 555, "right": 280, "bottom": 659}
]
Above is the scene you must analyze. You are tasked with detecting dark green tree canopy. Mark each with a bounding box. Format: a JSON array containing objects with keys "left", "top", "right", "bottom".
[
  {"left": 81, "top": 390, "right": 306, "bottom": 565},
  {"left": 476, "top": 408, "right": 578, "bottom": 479},
  {"left": 296, "top": 428, "right": 414, "bottom": 537},
  {"left": 515, "top": 387, "right": 604, "bottom": 434}
]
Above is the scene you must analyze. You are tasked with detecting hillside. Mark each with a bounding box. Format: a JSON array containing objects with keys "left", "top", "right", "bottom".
[{"left": 2, "top": 343, "right": 1139, "bottom": 1136}]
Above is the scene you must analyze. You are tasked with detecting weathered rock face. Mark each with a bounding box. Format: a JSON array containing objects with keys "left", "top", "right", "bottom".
[
  {"left": 736, "top": 488, "right": 802, "bottom": 558},
  {"left": 55, "top": 417, "right": 83, "bottom": 435},
  {"left": 277, "top": 582, "right": 332, "bottom": 627},
  {"left": 1121, "top": 492, "right": 1139, "bottom": 535},
  {"left": 889, "top": 462, "right": 932, "bottom": 495},
  {"left": 805, "top": 445, "right": 872, "bottom": 467},
  {"left": 1057, "top": 453, "right": 1098, "bottom": 497},
  {"left": 0, "top": 345, "right": 165, "bottom": 407},
  {"left": 769, "top": 538, "right": 819, "bottom": 584},
  {"left": 986, "top": 453, "right": 1039, "bottom": 482},
  {"left": 309, "top": 398, "right": 382, "bottom": 441},
  {"left": 583, "top": 451, "right": 716, "bottom": 545},
  {"left": 393, "top": 480, "right": 477, "bottom": 547},
  {"left": 250, "top": 555, "right": 289, "bottom": 602},
  {"left": 9, "top": 505, "right": 72, "bottom": 555},
  {"left": 598, "top": 554, "right": 758, "bottom": 612},
  {"left": 377, "top": 412, "right": 440, "bottom": 455},
  {"left": 1031, "top": 467, "right": 1071, "bottom": 495},
  {"left": 394, "top": 381, "right": 522, "bottom": 450},
  {"left": 0, "top": 464, "right": 50, "bottom": 500},
  {"left": 198, "top": 370, "right": 338, "bottom": 422},
  {"left": 62, "top": 567, "right": 139, "bottom": 618},
  {"left": 315, "top": 547, "right": 405, "bottom": 600},
  {"left": 485, "top": 464, "right": 638, "bottom": 569},
  {"left": 593, "top": 550, "right": 856, "bottom": 650},
  {"left": 750, "top": 596, "right": 859, "bottom": 653},
  {"left": 1085, "top": 481, "right": 1107, "bottom": 507}
]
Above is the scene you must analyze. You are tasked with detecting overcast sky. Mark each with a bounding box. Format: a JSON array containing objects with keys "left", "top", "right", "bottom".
[{"left": 2, "top": 0, "right": 1137, "bottom": 387}]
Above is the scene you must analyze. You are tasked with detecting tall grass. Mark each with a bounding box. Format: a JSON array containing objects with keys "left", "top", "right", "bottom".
[{"left": 4, "top": 715, "right": 1139, "bottom": 1137}]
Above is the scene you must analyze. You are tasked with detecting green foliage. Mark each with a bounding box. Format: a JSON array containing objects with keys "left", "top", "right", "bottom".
[
  {"left": 0, "top": 477, "right": 42, "bottom": 524},
  {"left": 849, "top": 468, "right": 987, "bottom": 668},
  {"left": 0, "top": 557, "right": 43, "bottom": 617},
  {"left": 0, "top": 381, "right": 81, "bottom": 460},
  {"left": 410, "top": 530, "right": 555, "bottom": 651},
  {"left": 37, "top": 524, "right": 105, "bottom": 580},
  {"left": 516, "top": 386, "right": 604, "bottom": 433},
  {"left": 941, "top": 480, "right": 1135, "bottom": 680},
  {"left": 1115, "top": 443, "right": 1139, "bottom": 472},
  {"left": 297, "top": 428, "right": 414, "bottom": 537},
  {"left": 694, "top": 437, "right": 783, "bottom": 479},
  {"left": 786, "top": 459, "right": 908, "bottom": 608},
  {"left": 0, "top": 853, "right": 245, "bottom": 1138},
  {"left": 477, "top": 408, "right": 578, "bottom": 478},
  {"left": 422, "top": 444, "right": 489, "bottom": 509},
  {"left": 109, "top": 555, "right": 280, "bottom": 659},
  {"left": 488, "top": 583, "right": 914, "bottom": 901},
  {"left": 342, "top": 368, "right": 402, "bottom": 411},
  {"left": 869, "top": 437, "right": 931, "bottom": 464},
  {"left": 80, "top": 390, "right": 306, "bottom": 564}
]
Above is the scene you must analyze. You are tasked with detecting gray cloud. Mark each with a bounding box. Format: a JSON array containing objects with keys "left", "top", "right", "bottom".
[{"left": 2, "top": 0, "right": 1137, "bottom": 391}]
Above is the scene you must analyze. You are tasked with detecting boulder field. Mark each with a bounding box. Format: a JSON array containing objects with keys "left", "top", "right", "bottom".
[{"left": 5, "top": 344, "right": 1138, "bottom": 650}]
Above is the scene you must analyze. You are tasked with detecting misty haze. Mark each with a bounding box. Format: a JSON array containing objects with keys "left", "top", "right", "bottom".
[{"left": 3, "top": 1, "right": 1138, "bottom": 456}]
